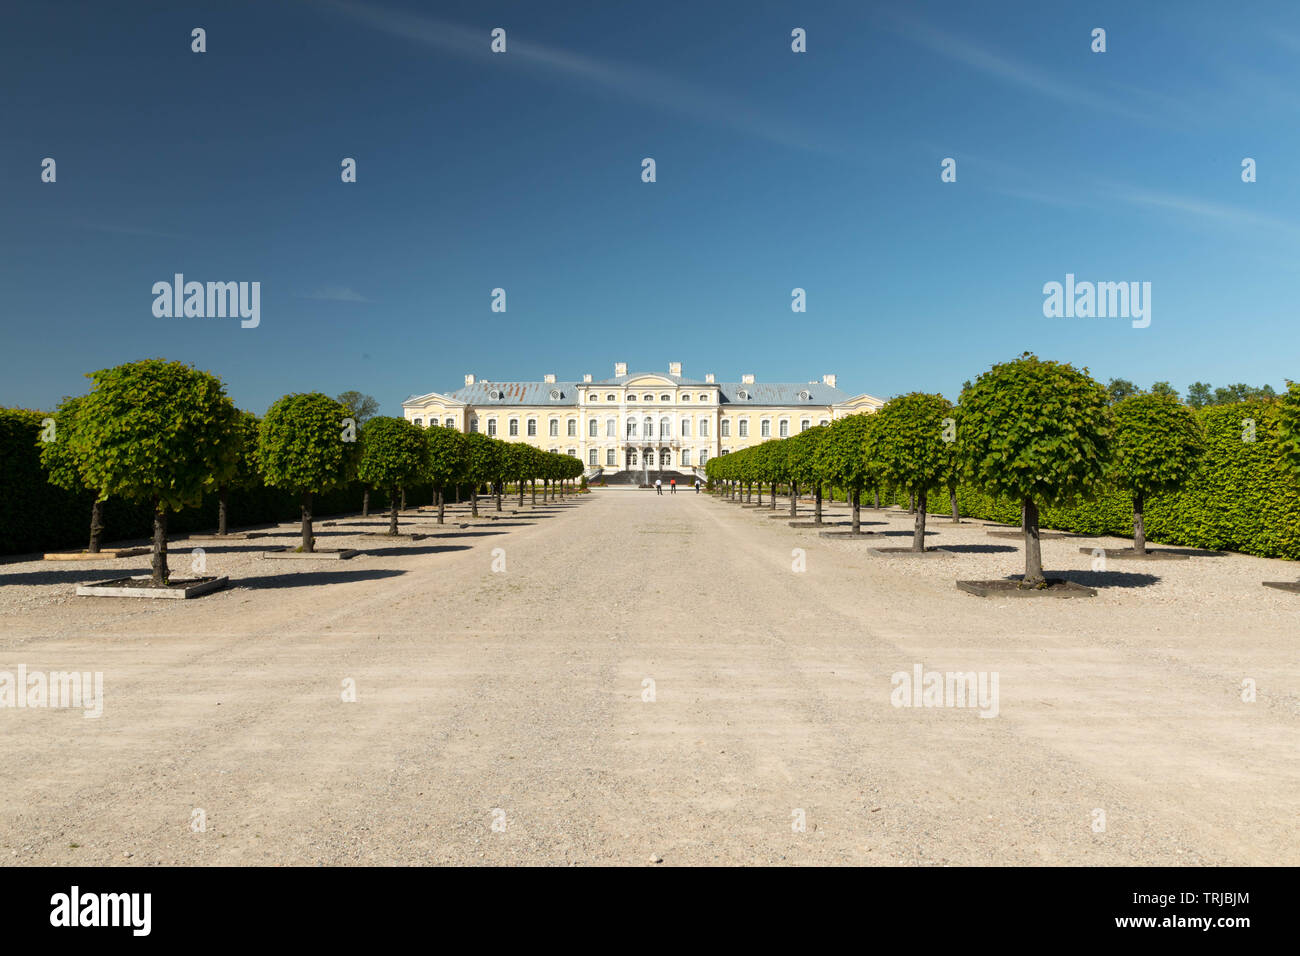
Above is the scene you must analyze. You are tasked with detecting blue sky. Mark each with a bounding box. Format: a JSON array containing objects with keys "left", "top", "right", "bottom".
[{"left": 3, "top": 0, "right": 1298, "bottom": 414}]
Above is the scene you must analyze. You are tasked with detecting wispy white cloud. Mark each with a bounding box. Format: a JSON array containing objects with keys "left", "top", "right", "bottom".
[
  {"left": 878, "top": 9, "right": 1162, "bottom": 126},
  {"left": 314, "top": 0, "right": 830, "bottom": 153},
  {"left": 1104, "top": 185, "right": 1300, "bottom": 239}
]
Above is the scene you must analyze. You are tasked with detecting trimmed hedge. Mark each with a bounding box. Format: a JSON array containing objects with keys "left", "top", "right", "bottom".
[
  {"left": 0, "top": 408, "right": 470, "bottom": 556},
  {"left": 874, "top": 400, "right": 1299, "bottom": 560}
]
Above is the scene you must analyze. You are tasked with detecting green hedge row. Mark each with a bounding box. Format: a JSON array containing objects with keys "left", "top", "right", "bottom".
[
  {"left": 0, "top": 409, "right": 475, "bottom": 556},
  {"left": 872, "top": 400, "right": 1300, "bottom": 561}
]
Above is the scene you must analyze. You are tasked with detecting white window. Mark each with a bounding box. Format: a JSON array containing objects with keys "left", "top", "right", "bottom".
[
  {"left": 568, "top": 419, "right": 577, "bottom": 437},
  {"left": 660, "top": 417, "right": 671, "bottom": 438},
  {"left": 700, "top": 418, "right": 709, "bottom": 437},
  {"left": 660, "top": 449, "right": 671, "bottom": 466},
  {"left": 568, "top": 448, "right": 576, "bottom": 457},
  {"left": 589, "top": 449, "right": 597, "bottom": 465},
  {"left": 819, "top": 418, "right": 829, "bottom": 426},
  {"left": 627, "top": 395, "right": 636, "bottom": 403},
  {"left": 644, "top": 416, "right": 653, "bottom": 437},
  {"left": 607, "top": 394, "right": 616, "bottom": 402},
  {"left": 681, "top": 418, "right": 691, "bottom": 438},
  {"left": 606, "top": 418, "right": 616, "bottom": 437},
  {"left": 413, "top": 418, "right": 422, "bottom": 426},
  {"left": 699, "top": 450, "right": 708, "bottom": 466},
  {"left": 721, "top": 420, "right": 731, "bottom": 438},
  {"left": 470, "top": 418, "right": 479, "bottom": 433},
  {"left": 699, "top": 393, "right": 709, "bottom": 402},
  {"left": 681, "top": 449, "right": 691, "bottom": 466},
  {"left": 660, "top": 394, "right": 670, "bottom": 402},
  {"left": 682, "top": 394, "right": 690, "bottom": 402},
  {"left": 589, "top": 393, "right": 598, "bottom": 402},
  {"left": 606, "top": 448, "right": 615, "bottom": 466},
  {"left": 487, "top": 419, "right": 498, "bottom": 436},
  {"left": 549, "top": 420, "right": 559, "bottom": 437},
  {"left": 589, "top": 419, "right": 598, "bottom": 437},
  {"left": 778, "top": 420, "right": 788, "bottom": 438},
  {"left": 509, "top": 418, "right": 519, "bottom": 436},
  {"left": 740, "top": 420, "right": 749, "bottom": 438},
  {"left": 761, "top": 420, "right": 771, "bottom": 438},
  {"left": 527, "top": 419, "right": 537, "bottom": 436},
  {"left": 445, "top": 417, "right": 454, "bottom": 428},
  {"left": 800, "top": 419, "right": 810, "bottom": 432},
  {"left": 627, "top": 419, "right": 638, "bottom": 438}
]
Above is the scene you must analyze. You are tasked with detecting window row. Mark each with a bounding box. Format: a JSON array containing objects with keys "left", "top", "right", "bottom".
[{"left": 588, "top": 393, "right": 710, "bottom": 403}]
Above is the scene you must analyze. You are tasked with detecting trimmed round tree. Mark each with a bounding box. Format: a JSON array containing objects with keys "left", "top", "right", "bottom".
[
  {"left": 425, "top": 425, "right": 467, "bottom": 524},
  {"left": 1278, "top": 381, "right": 1300, "bottom": 484},
  {"left": 461, "top": 431, "right": 501, "bottom": 516},
  {"left": 212, "top": 410, "right": 261, "bottom": 535},
  {"left": 866, "top": 393, "right": 953, "bottom": 551},
  {"left": 38, "top": 394, "right": 109, "bottom": 553},
  {"left": 789, "top": 425, "right": 831, "bottom": 523},
  {"left": 815, "top": 413, "right": 879, "bottom": 534},
  {"left": 357, "top": 417, "right": 428, "bottom": 535},
  {"left": 258, "top": 392, "right": 353, "bottom": 553},
  {"left": 72, "top": 359, "right": 238, "bottom": 585},
  {"left": 1109, "top": 392, "right": 1204, "bottom": 554},
  {"left": 960, "top": 355, "right": 1111, "bottom": 586}
]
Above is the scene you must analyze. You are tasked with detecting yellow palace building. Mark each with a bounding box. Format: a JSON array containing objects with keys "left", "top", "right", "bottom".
[{"left": 402, "top": 361, "right": 884, "bottom": 481}]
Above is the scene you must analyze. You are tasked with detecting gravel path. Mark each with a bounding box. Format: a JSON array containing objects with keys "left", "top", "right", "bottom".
[{"left": 0, "top": 489, "right": 1295, "bottom": 865}]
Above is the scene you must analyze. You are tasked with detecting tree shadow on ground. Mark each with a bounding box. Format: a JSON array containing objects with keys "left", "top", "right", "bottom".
[
  {"left": 875, "top": 530, "right": 939, "bottom": 538},
  {"left": 939, "top": 544, "right": 1019, "bottom": 554},
  {"left": 417, "top": 530, "right": 507, "bottom": 539},
  {"left": 1011, "top": 570, "right": 1161, "bottom": 589},
  {"left": 233, "top": 569, "right": 408, "bottom": 589},
  {"left": 359, "top": 544, "right": 475, "bottom": 558},
  {"left": 1, "top": 566, "right": 151, "bottom": 585}
]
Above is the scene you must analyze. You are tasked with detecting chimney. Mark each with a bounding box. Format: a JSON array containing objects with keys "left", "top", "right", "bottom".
[
  {"left": 741, "top": 373, "right": 755, "bottom": 385},
  {"left": 668, "top": 361, "right": 682, "bottom": 377},
  {"left": 543, "top": 373, "right": 556, "bottom": 384},
  {"left": 822, "top": 373, "right": 837, "bottom": 388},
  {"left": 464, "top": 373, "right": 475, "bottom": 386},
  {"left": 705, "top": 373, "right": 715, "bottom": 384},
  {"left": 614, "top": 361, "right": 627, "bottom": 377},
  {"left": 583, "top": 373, "right": 592, "bottom": 383}
]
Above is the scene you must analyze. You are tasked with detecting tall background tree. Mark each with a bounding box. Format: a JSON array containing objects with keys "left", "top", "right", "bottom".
[
  {"left": 336, "top": 391, "right": 379, "bottom": 426},
  {"left": 866, "top": 393, "right": 952, "bottom": 552},
  {"left": 258, "top": 392, "right": 352, "bottom": 553},
  {"left": 424, "top": 425, "right": 466, "bottom": 524},
  {"left": 814, "top": 413, "right": 877, "bottom": 534},
  {"left": 38, "top": 395, "right": 108, "bottom": 553},
  {"left": 959, "top": 354, "right": 1111, "bottom": 587},
  {"left": 357, "top": 417, "right": 427, "bottom": 535},
  {"left": 1109, "top": 392, "right": 1205, "bottom": 555},
  {"left": 73, "top": 359, "right": 238, "bottom": 585},
  {"left": 211, "top": 410, "right": 261, "bottom": 535}
]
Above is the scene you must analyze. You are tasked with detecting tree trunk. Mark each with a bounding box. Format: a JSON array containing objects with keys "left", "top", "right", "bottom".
[
  {"left": 496, "top": 480, "right": 503, "bottom": 511},
  {"left": 400, "top": 487, "right": 407, "bottom": 510},
  {"left": 912, "top": 489, "right": 928, "bottom": 552},
  {"left": 389, "top": 486, "right": 399, "bottom": 535},
  {"left": 770, "top": 482, "right": 777, "bottom": 509},
  {"left": 437, "top": 486, "right": 446, "bottom": 525},
  {"left": 88, "top": 498, "right": 104, "bottom": 553},
  {"left": 873, "top": 488, "right": 880, "bottom": 509},
  {"left": 1133, "top": 491, "right": 1146, "bottom": 555},
  {"left": 518, "top": 480, "right": 525, "bottom": 507},
  {"left": 301, "top": 491, "right": 315, "bottom": 553},
  {"left": 217, "top": 484, "right": 229, "bottom": 535},
  {"left": 757, "top": 482, "right": 763, "bottom": 505},
  {"left": 789, "top": 481, "right": 798, "bottom": 517},
  {"left": 814, "top": 484, "right": 823, "bottom": 525},
  {"left": 531, "top": 479, "right": 537, "bottom": 505},
  {"left": 362, "top": 488, "right": 370, "bottom": 517},
  {"left": 950, "top": 487, "right": 959, "bottom": 522},
  {"left": 908, "top": 492, "right": 915, "bottom": 513},
  {"left": 1021, "top": 500, "right": 1028, "bottom": 531},
  {"left": 1022, "top": 497, "right": 1044, "bottom": 586},
  {"left": 471, "top": 485, "right": 479, "bottom": 517},
  {"left": 852, "top": 488, "right": 861, "bottom": 535},
  {"left": 150, "top": 499, "right": 169, "bottom": 586}
]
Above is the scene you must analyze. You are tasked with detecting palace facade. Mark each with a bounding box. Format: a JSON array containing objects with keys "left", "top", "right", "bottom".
[{"left": 401, "top": 361, "right": 884, "bottom": 476}]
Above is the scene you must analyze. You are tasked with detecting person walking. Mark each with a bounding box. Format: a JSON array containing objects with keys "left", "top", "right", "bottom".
[
  {"left": 655, "top": 478, "right": 662, "bottom": 495},
  {"left": 694, "top": 479, "right": 701, "bottom": 494},
  {"left": 670, "top": 478, "right": 676, "bottom": 494}
]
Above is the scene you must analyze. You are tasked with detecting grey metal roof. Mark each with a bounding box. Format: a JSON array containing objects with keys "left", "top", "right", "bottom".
[
  {"left": 717, "top": 382, "right": 850, "bottom": 405},
  {"left": 448, "top": 381, "right": 581, "bottom": 406},
  {"left": 592, "top": 372, "right": 705, "bottom": 385}
]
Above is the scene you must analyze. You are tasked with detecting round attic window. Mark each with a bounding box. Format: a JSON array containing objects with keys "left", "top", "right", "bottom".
[
  {"left": 798, "top": 389, "right": 812, "bottom": 401},
  {"left": 488, "top": 388, "right": 503, "bottom": 401},
  {"left": 736, "top": 389, "right": 750, "bottom": 401},
  {"left": 549, "top": 388, "right": 562, "bottom": 400}
]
